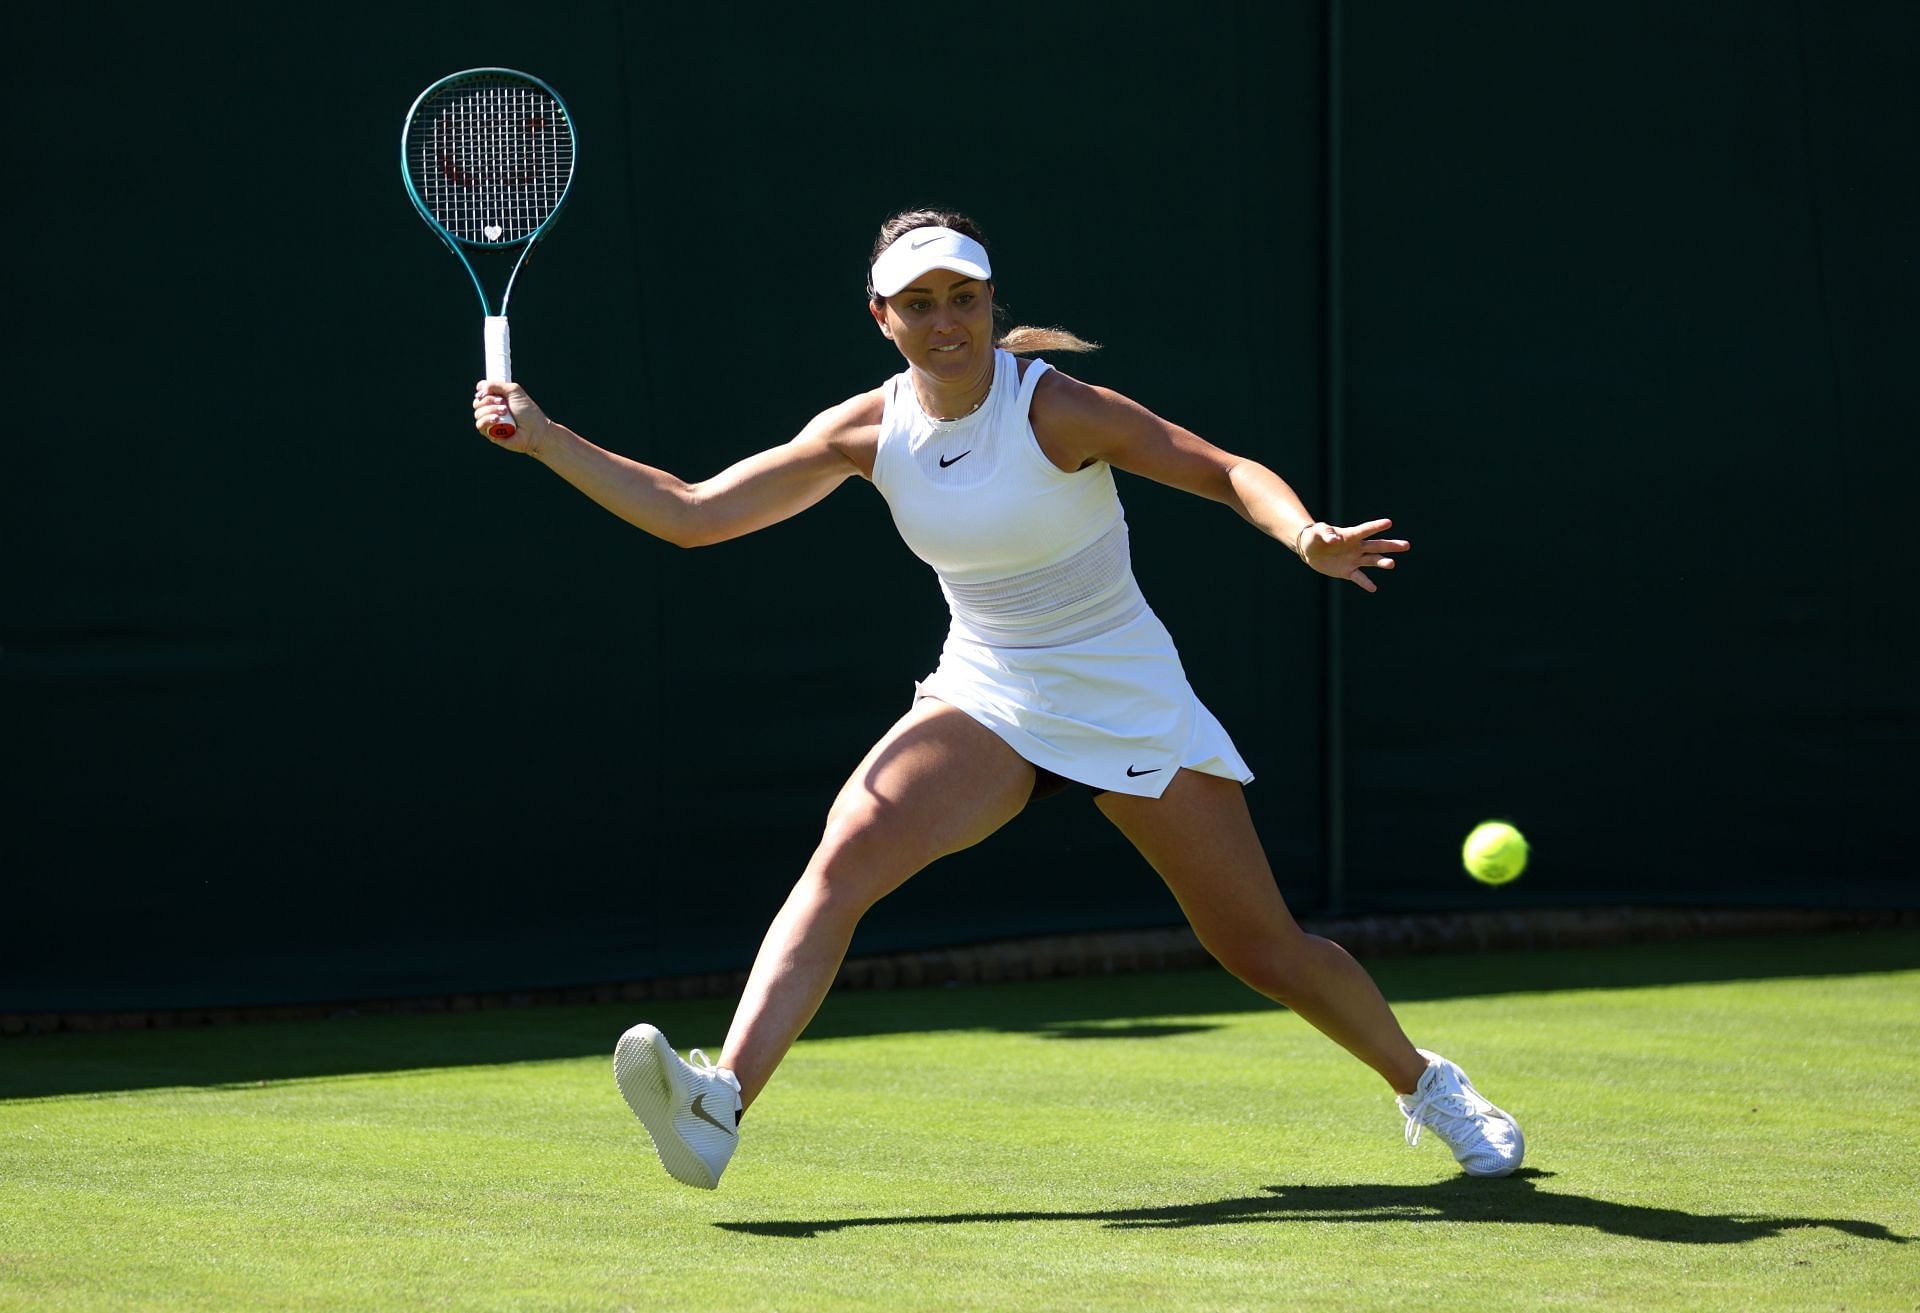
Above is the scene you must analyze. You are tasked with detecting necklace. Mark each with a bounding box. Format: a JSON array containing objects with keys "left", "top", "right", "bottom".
[{"left": 918, "top": 378, "right": 991, "bottom": 422}]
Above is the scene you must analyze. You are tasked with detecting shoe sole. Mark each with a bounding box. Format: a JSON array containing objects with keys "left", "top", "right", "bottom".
[{"left": 613, "top": 1024, "right": 718, "bottom": 1190}]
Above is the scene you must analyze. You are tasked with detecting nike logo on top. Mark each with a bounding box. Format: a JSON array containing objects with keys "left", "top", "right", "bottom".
[
  {"left": 938, "top": 450, "right": 972, "bottom": 468},
  {"left": 1126, "top": 765, "right": 1162, "bottom": 777},
  {"left": 690, "top": 1092, "right": 736, "bottom": 1137}
]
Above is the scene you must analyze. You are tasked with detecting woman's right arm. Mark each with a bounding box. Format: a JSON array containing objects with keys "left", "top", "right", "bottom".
[{"left": 472, "top": 380, "right": 874, "bottom": 548}]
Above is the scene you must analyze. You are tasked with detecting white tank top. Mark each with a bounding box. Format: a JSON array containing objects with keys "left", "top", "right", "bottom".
[{"left": 871, "top": 349, "right": 1147, "bottom": 648}]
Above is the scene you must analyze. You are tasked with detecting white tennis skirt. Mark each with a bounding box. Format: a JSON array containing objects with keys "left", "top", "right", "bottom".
[{"left": 913, "top": 607, "right": 1254, "bottom": 799}]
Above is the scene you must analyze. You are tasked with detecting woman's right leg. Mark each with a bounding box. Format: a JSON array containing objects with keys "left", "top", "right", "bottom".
[{"left": 719, "top": 698, "right": 1036, "bottom": 1108}]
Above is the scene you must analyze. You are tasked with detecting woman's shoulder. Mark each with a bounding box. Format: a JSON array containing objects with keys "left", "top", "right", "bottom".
[
  {"left": 799, "top": 385, "right": 888, "bottom": 479},
  {"left": 1028, "top": 365, "right": 1116, "bottom": 434},
  {"left": 821, "top": 384, "right": 887, "bottom": 427},
  {"left": 1028, "top": 367, "right": 1162, "bottom": 473},
  {"left": 812, "top": 385, "right": 886, "bottom": 442}
]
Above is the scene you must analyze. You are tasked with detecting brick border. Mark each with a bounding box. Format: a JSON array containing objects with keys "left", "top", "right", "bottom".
[{"left": 5, "top": 905, "right": 1915, "bottom": 1037}]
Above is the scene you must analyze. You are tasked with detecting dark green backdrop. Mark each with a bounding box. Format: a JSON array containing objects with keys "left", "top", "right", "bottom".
[{"left": 6, "top": 2, "right": 1913, "bottom": 1011}]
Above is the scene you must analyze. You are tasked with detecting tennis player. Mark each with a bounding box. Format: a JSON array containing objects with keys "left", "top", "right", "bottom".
[{"left": 471, "top": 209, "right": 1524, "bottom": 1190}]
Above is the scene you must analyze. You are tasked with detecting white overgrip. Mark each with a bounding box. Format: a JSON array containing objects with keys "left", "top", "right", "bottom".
[
  {"left": 484, "top": 315, "right": 513, "bottom": 383},
  {"left": 482, "top": 315, "right": 516, "bottom": 440}
]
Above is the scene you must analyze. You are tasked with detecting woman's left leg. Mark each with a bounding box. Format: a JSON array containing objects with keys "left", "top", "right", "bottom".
[{"left": 1095, "top": 769, "right": 1428, "bottom": 1095}]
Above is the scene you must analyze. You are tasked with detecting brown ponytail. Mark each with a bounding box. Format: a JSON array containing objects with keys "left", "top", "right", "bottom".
[
  {"left": 995, "top": 325, "right": 1101, "bottom": 355},
  {"left": 868, "top": 208, "right": 1102, "bottom": 355}
]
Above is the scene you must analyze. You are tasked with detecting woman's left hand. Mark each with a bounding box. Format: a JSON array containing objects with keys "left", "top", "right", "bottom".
[{"left": 1296, "top": 519, "right": 1410, "bottom": 593}]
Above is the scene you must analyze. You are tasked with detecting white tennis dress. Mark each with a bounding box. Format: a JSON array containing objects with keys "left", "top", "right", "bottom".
[{"left": 871, "top": 349, "right": 1252, "bottom": 799}]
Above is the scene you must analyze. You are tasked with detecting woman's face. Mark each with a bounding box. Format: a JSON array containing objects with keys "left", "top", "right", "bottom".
[{"left": 869, "top": 272, "right": 995, "bottom": 382}]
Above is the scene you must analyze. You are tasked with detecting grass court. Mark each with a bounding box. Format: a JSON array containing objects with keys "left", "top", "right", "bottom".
[{"left": 3, "top": 930, "right": 1915, "bottom": 1311}]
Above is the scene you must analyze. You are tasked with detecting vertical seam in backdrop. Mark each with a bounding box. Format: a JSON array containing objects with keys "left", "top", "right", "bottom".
[
  {"left": 611, "top": 0, "right": 669, "bottom": 851},
  {"left": 1322, "top": 0, "right": 1348, "bottom": 914}
]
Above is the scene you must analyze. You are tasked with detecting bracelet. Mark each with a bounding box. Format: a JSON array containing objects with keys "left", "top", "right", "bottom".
[{"left": 1293, "top": 522, "right": 1320, "bottom": 559}]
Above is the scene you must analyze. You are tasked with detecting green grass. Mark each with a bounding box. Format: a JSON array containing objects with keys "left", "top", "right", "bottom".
[{"left": 3, "top": 931, "right": 1917, "bottom": 1312}]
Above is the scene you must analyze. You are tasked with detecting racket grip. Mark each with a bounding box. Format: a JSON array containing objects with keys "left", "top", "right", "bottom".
[{"left": 483, "top": 315, "right": 516, "bottom": 440}]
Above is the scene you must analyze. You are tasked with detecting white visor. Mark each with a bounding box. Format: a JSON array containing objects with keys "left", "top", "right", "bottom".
[{"left": 870, "top": 226, "right": 993, "bottom": 298}]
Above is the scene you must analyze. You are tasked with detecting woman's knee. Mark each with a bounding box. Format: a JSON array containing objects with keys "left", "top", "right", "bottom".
[
  {"left": 1204, "top": 925, "right": 1320, "bottom": 1005},
  {"left": 801, "top": 801, "right": 931, "bottom": 911}
]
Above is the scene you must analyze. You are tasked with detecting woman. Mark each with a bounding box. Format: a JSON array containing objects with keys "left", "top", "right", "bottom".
[{"left": 471, "top": 209, "right": 1523, "bottom": 1191}]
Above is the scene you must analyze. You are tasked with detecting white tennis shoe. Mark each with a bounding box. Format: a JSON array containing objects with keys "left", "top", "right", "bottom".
[
  {"left": 1397, "top": 1049, "right": 1525, "bottom": 1177},
  {"left": 613, "top": 1023, "right": 743, "bottom": 1190}
]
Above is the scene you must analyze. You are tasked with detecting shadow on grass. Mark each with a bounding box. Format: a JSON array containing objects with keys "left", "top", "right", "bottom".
[
  {"left": 5, "top": 929, "right": 1917, "bottom": 1100},
  {"left": 718, "top": 1169, "right": 1914, "bottom": 1244},
  {"left": 1029, "top": 1022, "right": 1222, "bottom": 1040}
]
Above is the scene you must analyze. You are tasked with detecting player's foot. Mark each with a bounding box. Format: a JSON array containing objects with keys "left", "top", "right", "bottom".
[
  {"left": 1396, "top": 1049, "right": 1525, "bottom": 1177},
  {"left": 613, "top": 1023, "right": 743, "bottom": 1190}
]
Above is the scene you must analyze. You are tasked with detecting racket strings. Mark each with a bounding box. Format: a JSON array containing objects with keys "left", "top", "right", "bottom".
[{"left": 408, "top": 76, "right": 574, "bottom": 245}]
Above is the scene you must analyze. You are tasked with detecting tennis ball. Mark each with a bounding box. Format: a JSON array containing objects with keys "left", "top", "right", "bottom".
[{"left": 1462, "top": 821, "right": 1528, "bottom": 885}]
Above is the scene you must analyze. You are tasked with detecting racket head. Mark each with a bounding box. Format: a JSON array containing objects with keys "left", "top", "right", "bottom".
[{"left": 401, "top": 68, "right": 578, "bottom": 251}]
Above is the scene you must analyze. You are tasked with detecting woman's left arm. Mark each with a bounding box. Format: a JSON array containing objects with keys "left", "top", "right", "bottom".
[{"left": 1031, "top": 372, "right": 1409, "bottom": 592}]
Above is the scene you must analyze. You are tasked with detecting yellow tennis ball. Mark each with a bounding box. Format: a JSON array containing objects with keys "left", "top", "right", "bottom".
[{"left": 1462, "top": 821, "right": 1528, "bottom": 885}]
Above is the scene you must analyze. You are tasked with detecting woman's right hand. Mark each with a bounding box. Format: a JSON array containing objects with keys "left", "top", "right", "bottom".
[{"left": 472, "top": 380, "right": 552, "bottom": 456}]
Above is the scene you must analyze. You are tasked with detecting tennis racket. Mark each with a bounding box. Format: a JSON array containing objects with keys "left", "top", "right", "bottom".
[{"left": 401, "top": 68, "right": 577, "bottom": 441}]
